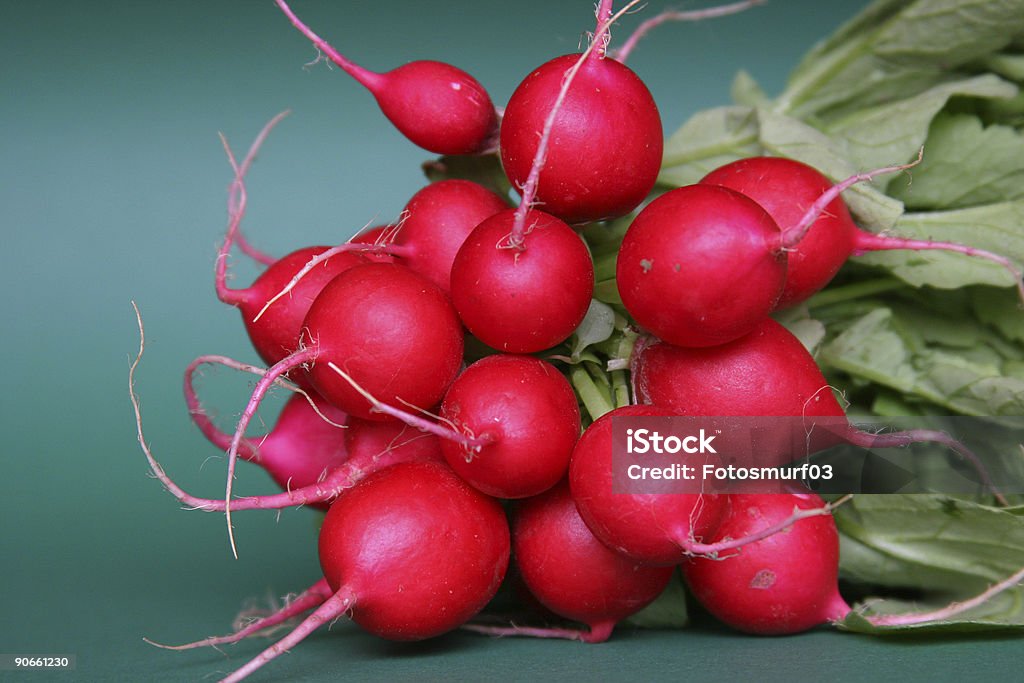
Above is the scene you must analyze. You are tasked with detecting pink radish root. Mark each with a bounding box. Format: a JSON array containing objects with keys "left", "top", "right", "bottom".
[
  {"left": 144, "top": 578, "right": 333, "bottom": 651},
  {"left": 215, "top": 112, "right": 291, "bottom": 305},
  {"left": 326, "top": 362, "right": 493, "bottom": 452},
  {"left": 681, "top": 495, "right": 852, "bottom": 558},
  {"left": 130, "top": 316, "right": 355, "bottom": 513},
  {"left": 842, "top": 427, "right": 1009, "bottom": 506},
  {"left": 857, "top": 564, "right": 1024, "bottom": 627},
  {"left": 463, "top": 620, "right": 614, "bottom": 643},
  {"left": 219, "top": 586, "right": 357, "bottom": 683}
]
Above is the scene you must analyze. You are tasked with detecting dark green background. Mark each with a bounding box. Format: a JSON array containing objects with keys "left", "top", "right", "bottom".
[{"left": 3, "top": 1, "right": 1020, "bottom": 681}]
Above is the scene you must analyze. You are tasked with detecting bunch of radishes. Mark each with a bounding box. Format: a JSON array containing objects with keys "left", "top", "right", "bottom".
[{"left": 131, "top": 2, "right": 1024, "bottom": 681}]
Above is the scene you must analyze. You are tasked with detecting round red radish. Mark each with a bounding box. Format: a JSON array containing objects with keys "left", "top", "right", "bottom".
[
  {"left": 226, "top": 246, "right": 367, "bottom": 367},
  {"left": 569, "top": 405, "right": 725, "bottom": 566},
  {"left": 439, "top": 355, "right": 580, "bottom": 499},
  {"left": 300, "top": 263, "right": 464, "bottom": 421},
  {"left": 450, "top": 208, "right": 594, "bottom": 353},
  {"left": 633, "top": 319, "right": 845, "bottom": 421},
  {"left": 500, "top": 54, "right": 662, "bottom": 224},
  {"left": 393, "top": 179, "right": 508, "bottom": 292},
  {"left": 683, "top": 492, "right": 849, "bottom": 635},
  {"left": 276, "top": 1, "right": 497, "bottom": 155},
  {"left": 633, "top": 319, "right": 1005, "bottom": 496},
  {"left": 616, "top": 184, "right": 786, "bottom": 347},
  {"left": 700, "top": 157, "right": 858, "bottom": 308},
  {"left": 700, "top": 156, "right": 1024, "bottom": 308},
  {"left": 318, "top": 461, "right": 510, "bottom": 640},
  {"left": 513, "top": 481, "right": 674, "bottom": 642}
]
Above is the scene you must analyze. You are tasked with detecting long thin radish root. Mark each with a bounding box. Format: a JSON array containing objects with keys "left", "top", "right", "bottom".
[
  {"left": 144, "top": 579, "right": 333, "bottom": 651},
  {"left": 858, "top": 564, "right": 1024, "bottom": 628}
]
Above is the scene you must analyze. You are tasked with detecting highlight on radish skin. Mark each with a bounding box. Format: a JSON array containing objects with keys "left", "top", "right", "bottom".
[{"left": 275, "top": 0, "right": 498, "bottom": 155}]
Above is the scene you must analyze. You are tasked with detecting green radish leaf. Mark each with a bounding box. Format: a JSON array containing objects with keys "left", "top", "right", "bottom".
[
  {"left": 821, "top": 75, "right": 1018, "bottom": 189},
  {"left": 872, "top": 0, "right": 1024, "bottom": 68},
  {"left": 730, "top": 70, "right": 769, "bottom": 108},
  {"left": 778, "top": 0, "right": 1024, "bottom": 118},
  {"left": 820, "top": 306, "right": 1024, "bottom": 416},
  {"left": 971, "top": 288, "right": 1024, "bottom": 344},
  {"left": 623, "top": 571, "right": 689, "bottom": 629},
  {"left": 887, "top": 113, "right": 1024, "bottom": 209},
  {"left": 834, "top": 495, "right": 1024, "bottom": 632},
  {"left": 659, "top": 106, "right": 760, "bottom": 187},
  {"left": 981, "top": 52, "right": 1024, "bottom": 82},
  {"left": 593, "top": 279, "right": 622, "bottom": 305},
  {"left": 853, "top": 200, "right": 1024, "bottom": 290},
  {"left": 774, "top": 305, "right": 826, "bottom": 354},
  {"left": 570, "top": 300, "right": 617, "bottom": 362}
]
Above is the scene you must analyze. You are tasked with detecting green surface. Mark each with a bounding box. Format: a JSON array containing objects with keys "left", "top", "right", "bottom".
[{"left": 3, "top": 1, "right": 1021, "bottom": 681}]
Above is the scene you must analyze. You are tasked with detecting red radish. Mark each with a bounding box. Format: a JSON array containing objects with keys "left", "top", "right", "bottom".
[
  {"left": 185, "top": 355, "right": 349, "bottom": 509},
  {"left": 150, "top": 462, "right": 510, "bottom": 683},
  {"left": 500, "top": 52, "right": 662, "bottom": 224},
  {"left": 684, "top": 492, "right": 849, "bottom": 635},
  {"left": 296, "top": 263, "right": 463, "bottom": 420},
  {"left": 253, "top": 179, "right": 507, "bottom": 319},
  {"left": 616, "top": 184, "right": 785, "bottom": 347},
  {"left": 633, "top": 319, "right": 845, "bottom": 423},
  {"left": 218, "top": 262, "right": 463, "bottom": 554},
  {"left": 450, "top": 208, "right": 594, "bottom": 353},
  {"left": 568, "top": 405, "right": 723, "bottom": 565},
  {"left": 390, "top": 179, "right": 508, "bottom": 292},
  {"left": 617, "top": 155, "right": 947, "bottom": 347},
  {"left": 700, "top": 156, "right": 1024, "bottom": 308},
  {"left": 569, "top": 404, "right": 838, "bottom": 565},
  {"left": 633, "top": 318, "right": 1007, "bottom": 501},
  {"left": 221, "top": 245, "right": 367, "bottom": 368},
  {"left": 684, "top": 492, "right": 1024, "bottom": 635},
  {"left": 275, "top": 0, "right": 498, "bottom": 155},
  {"left": 439, "top": 355, "right": 580, "bottom": 499},
  {"left": 467, "top": 481, "right": 673, "bottom": 642},
  {"left": 129, "top": 331, "right": 445, "bottom": 514}
]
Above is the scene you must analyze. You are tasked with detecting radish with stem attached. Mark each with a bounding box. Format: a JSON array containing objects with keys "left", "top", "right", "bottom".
[{"left": 275, "top": 0, "right": 498, "bottom": 155}]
